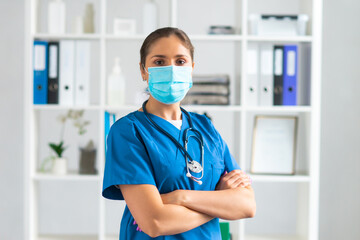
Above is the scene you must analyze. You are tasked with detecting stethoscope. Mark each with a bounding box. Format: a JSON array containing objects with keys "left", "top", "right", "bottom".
[{"left": 142, "top": 100, "right": 205, "bottom": 185}]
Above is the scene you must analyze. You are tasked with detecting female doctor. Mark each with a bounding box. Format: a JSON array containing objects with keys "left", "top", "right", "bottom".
[{"left": 102, "top": 27, "right": 256, "bottom": 239}]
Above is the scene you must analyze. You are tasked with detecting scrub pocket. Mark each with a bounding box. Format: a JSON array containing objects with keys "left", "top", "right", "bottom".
[{"left": 210, "top": 162, "right": 225, "bottom": 190}]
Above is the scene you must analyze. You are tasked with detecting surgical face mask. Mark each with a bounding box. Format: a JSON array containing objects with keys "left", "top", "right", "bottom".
[{"left": 145, "top": 65, "right": 193, "bottom": 104}]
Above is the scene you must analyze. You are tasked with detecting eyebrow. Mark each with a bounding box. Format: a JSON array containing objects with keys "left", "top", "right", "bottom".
[{"left": 150, "top": 54, "right": 189, "bottom": 59}]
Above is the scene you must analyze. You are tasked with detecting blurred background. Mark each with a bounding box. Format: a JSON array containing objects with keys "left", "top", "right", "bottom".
[{"left": 0, "top": 0, "right": 359, "bottom": 239}]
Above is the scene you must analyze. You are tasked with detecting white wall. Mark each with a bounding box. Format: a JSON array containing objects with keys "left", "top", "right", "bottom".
[
  {"left": 0, "top": 0, "right": 359, "bottom": 239},
  {"left": 0, "top": 1, "right": 24, "bottom": 240},
  {"left": 319, "top": 0, "right": 360, "bottom": 239}
]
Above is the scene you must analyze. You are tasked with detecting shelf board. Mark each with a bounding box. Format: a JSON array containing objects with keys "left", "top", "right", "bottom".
[
  {"left": 244, "top": 106, "right": 312, "bottom": 113},
  {"left": 245, "top": 234, "right": 307, "bottom": 240},
  {"left": 246, "top": 35, "right": 313, "bottom": 42},
  {"left": 182, "top": 105, "right": 242, "bottom": 112},
  {"left": 105, "top": 34, "right": 147, "bottom": 40},
  {"left": 33, "top": 33, "right": 101, "bottom": 40},
  {"left": 106, "top": 34, "right": 243, "bottom": 41},
  {"left": 38, "top": 235, "right": 98, "bottom": 240},
  {"left": 33, "top": 105, "right": 101, "bottom": 111},
  {"left": 104, "top": 105, "right": 140, "bottom": 112},
  {"left": 249, "top": 174, "right": 310, "bottom": 183},
  {"left": 189, "top": 34, "right": 243, "bottom": 41},
  {"left": 33, "top": 171, "right": 100, "bottom": 181},
  {"left": 32, "top": 33, "right": 312, "bottom": 43}
]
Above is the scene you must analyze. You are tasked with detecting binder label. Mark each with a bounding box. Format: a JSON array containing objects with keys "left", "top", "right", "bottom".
[
  {"left": 287, "top": 50, "right": 296, "bottom": 76},
  {"left": 274, "top": 49, "right": 283, "bottom": 76},
  {"left": 261, "top": 49, "right": 273, "bottom": 75},
  {"left": 49, "top": 45, "right": 58, "bottom": 78},
  {"left": 247, "top": 49, "right": 258, "bottom": 74},
  {"left": 34, "top": 45, "right": 46, "bottom": 71}
]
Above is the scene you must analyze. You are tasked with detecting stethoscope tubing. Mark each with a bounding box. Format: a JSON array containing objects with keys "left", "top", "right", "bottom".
[{"left": 142, "top": 100, "right": 205, "bottom": 184}]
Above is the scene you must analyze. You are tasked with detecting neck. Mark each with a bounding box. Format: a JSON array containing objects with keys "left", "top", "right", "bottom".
[{"left": 143, "top": 96, "right": 182, "bottom": 121}]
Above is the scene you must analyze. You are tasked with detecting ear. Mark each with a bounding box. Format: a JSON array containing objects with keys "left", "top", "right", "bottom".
[
  {"left": 191, "top": 62, "right": 195, "bottom": 76},
  {"left": 139, "top": 62, "right": 147, "bottom": 81}
]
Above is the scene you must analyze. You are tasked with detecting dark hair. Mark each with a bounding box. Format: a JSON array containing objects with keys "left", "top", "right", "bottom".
[{"left": 140, "top": 27, "right": 194, "bottom": 68}]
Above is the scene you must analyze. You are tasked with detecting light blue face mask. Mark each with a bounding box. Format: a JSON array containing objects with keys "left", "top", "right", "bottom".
[{"left": 145, "top": 65, "right": 193, "bottom": 104}]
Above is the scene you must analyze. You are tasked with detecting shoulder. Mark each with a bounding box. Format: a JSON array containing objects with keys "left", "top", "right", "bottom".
[
  {"left": 187, "top": 111, "right": 218, "bottom": 136},
  {"left": 108, "top": 111, "right": 140, "bottom": 137},
  {"left": 188, "top": 111, "right": 211, "bottom": 124}
]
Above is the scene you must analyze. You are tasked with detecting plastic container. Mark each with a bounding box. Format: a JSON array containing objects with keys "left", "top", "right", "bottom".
[
  {"left": 107, "top": 57, "right": 125, "bottom": 106},
  {"left": 248, "top": 14, "right": 309, "bottom": 36}
]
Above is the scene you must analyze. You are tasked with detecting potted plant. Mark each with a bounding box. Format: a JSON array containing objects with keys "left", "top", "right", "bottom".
[
  {"left": 40, "top": 109, "right": 95, "bottom": 175},
  {"left": 49, "top": 141, "right": 68, "bottom": 175}
]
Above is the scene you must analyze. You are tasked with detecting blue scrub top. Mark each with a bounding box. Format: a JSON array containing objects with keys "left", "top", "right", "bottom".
[{"left": 102, "top": 110, "right": 241, "bottom": 240}]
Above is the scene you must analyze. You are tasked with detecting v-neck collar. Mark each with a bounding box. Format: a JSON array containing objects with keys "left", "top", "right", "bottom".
[{"left": 135, "top": 110, "right": 190, "bottom": 141}]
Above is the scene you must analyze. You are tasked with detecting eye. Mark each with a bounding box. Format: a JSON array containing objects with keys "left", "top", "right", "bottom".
[
  {"left": 176, "top": 59, "right": 186, "bottom": 65},
  {"left": 154, "top": 59, "right": 164, "bottom": 65}
]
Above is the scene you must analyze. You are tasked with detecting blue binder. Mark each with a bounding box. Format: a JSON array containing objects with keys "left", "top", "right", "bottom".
[
  {"left": 33, "top": 41, "right": 48, "bottom": 104},
  {"left": 283, "top": 45, "right": 298, "bottom": 105},
  {"left": 104, "top": 111, "right": 116, "bottom": 154}
]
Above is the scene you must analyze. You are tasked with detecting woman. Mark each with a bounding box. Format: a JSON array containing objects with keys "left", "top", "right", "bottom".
[{"left": 102, "top": 27, "right": 256, "bottom": 239}]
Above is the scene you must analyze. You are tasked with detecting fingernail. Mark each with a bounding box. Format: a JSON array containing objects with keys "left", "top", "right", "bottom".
[
  {"left": 137, "top": 226, "right": 140, "bottom": 231},
  {"left": 133, "top": 220, "right": 136, "bottom": 225}
]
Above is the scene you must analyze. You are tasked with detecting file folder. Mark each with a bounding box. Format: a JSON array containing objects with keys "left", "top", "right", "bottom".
[
  {"left": 47, "top": 42, "right": 59, "bottom": 104},
  {"left": 33, "top": 41, "right": 48, "bottom": 104},
  {"left": 246, "top": 44, "right": 259, "bottom": 106},
  {"left": 259, "top": 44, "right": 274, "bottom": 106},
  {"left": 59, "top": 40, "right": 75, "bottom": 106},
  {"left": 273, "top": 45, "right": 284, "bottom": 105},
  {"left": 283, "top": 45, "right": 298, "bottom": 105},
  {"left": 74, "top": 41, "right": 91, "bottom": 106}
]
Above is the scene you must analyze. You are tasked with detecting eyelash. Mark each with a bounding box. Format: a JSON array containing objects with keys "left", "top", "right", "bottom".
[{"left": 154, "top": 59, "right": 186, "bottom": 65}]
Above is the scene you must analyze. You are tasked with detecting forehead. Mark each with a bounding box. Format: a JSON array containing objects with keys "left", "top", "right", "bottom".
[{"left": 147, "top": 35, "right": 191, "bottom": 57}]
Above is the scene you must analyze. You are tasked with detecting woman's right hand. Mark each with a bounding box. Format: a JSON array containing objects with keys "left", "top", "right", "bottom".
[{"left": 215, "top": 170, "right": 252, "bottom": 190}]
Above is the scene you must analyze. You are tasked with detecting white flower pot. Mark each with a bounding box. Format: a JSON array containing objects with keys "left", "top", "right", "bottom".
[{"left": 52, "top": 157, "right": 67, "bottom": 175}]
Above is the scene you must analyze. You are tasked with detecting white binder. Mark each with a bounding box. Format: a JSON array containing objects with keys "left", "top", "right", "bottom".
[
  {"left": 259, "top": 44, "right": 274, "bottom": 106},
  {"left": 74, "top": 41, "right": 90, "bottom": 106},
  {"left": 246, "top": 44, "right": 259, "bottom": 106},
  {"left": 59, "top": 40, "right": 75, "bottom": 106}
]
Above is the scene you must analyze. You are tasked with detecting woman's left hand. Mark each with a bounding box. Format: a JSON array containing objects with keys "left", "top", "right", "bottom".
[{"left": 215, "top": 170, "right": 252, "bottom": 190}]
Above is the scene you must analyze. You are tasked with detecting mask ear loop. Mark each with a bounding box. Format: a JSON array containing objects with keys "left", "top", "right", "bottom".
[{"left": 142, "top": 64, "right": 150, "bottom": 81}]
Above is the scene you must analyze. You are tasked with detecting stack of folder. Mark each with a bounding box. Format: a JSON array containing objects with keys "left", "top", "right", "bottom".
[
  {"left": 33, "top": 40, "right": 91, "bottom": 105},
  {"left": 182, "top": 75, "right": 230, "bottom": 105},
  {"left": 246, "top": 44, "right": 298, "bottom": 106}
]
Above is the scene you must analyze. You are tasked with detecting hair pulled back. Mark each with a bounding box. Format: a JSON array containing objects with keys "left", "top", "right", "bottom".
[{"left": 140, "top": 27, "right": 194, "bottom": 68}]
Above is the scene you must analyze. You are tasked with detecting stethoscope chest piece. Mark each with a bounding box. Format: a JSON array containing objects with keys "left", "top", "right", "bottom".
[{"left": 188, "top": 160, "right": 203, "bottom": 173}]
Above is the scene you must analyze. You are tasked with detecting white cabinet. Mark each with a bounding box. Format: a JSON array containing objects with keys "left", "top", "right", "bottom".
[{"left": 24, "top": 0, "right": 322, "bottom": 239}]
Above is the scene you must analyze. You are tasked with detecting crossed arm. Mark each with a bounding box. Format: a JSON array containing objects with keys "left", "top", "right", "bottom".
[{"left": 119, "top": 170, "right": 256, "bottom": 238}]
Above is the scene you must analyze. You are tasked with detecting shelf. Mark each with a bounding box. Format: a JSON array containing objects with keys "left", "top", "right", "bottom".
[
  {"left": 105, "top": 34, "right": 147, "bottom": 40},
  {"left": 245, "top": 234, "right": 307, "bottom": 240},
  {"left": 244, "top": 106, "right": 312, "bottom": 113},
  {"left": 33, "top": 171, "right": 100, "bottom": 181},
  {"left": 33, "top": 105, "right": 102, "bottom": 111},
  {"left": 104, "top": 105, "right": 140, "bottom": 112},
  {"left": 182, "top": 105, "right": 242, "bottom": 112},
  {"left": 33, "top": 33, "right": 101, "bottom": 40},
  {"left": 246, "top": 35, "right": 313, "bottom": 43},
  {"left": 106, "top": 34, "right": 243, "bottom": 41},
  {"left": 249, "top": 174, "right": 310, "bottom": 183},
  {"left": 38, "top": 235, "right": 98, "bottom": 240},
  {"left": 189, "top": 34, "right": 243, "bottom": 41},
  {"left": 32, "top": 33, "right": 312, "bottom": 43}
]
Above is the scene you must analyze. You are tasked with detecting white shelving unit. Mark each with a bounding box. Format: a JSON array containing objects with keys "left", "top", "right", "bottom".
[{"left": 24, "top": 0, "right": 322, "bottom": 240}]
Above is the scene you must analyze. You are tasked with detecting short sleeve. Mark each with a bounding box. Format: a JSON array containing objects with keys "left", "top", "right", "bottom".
[
  {"left": 204, "top": 116, "right": 241, "bottom": 173},
  {"left": 102, "top": 118, "right": 157, "bottom": 200}
]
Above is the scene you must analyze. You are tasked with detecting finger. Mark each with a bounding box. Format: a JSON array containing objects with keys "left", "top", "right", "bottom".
[
  {"left": 225, "top": 171, "right": 248, "bottom": 183},
  {"left": 222, "top": 170, "right": 241, "bottom": 181},
  {"left": 232, "top": 177, "right": 250, "bottom": 188}
]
